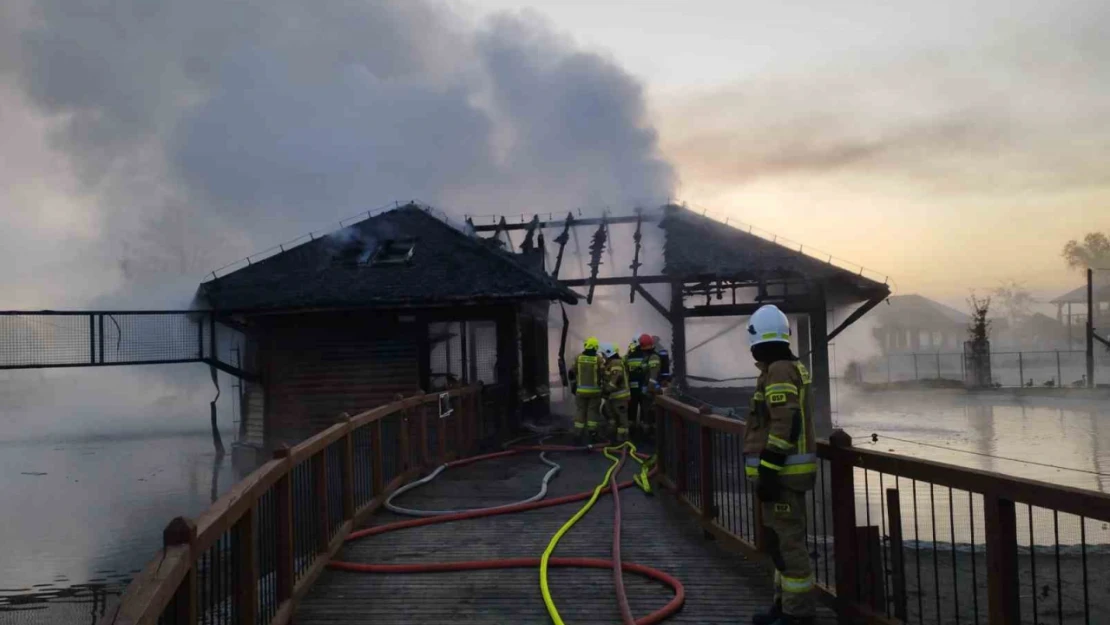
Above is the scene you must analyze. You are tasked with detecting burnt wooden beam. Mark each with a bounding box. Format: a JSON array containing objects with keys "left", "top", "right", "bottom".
[
  {"left": 685, "top": 299, "right": 817, "bottom": 317},
  {"left": 670, "top": 282, "right": 687, "bottom": 389},
  {"left": 551, "top": 212, "right": 574, "bottom": 279},
  {"left": 826, "top": 293, "right": 887, "bottom": 343},
  {"left": 520, "top": 215, "right": 540, "bottom": 252},
  {"left": 585, "top": 219, "right": 608, "bottom": 304},
  {"left": 634, "top": 284, "right": 669, "bottom": 320},
  {"left": 472, "top": 213, "right": 649, "bottom": 232},
  {"left": 560, "top": 275, "right": 671, "bottom": 287},
  {"left": 629, "top": 214, "right": 643, "bottom": 303}
]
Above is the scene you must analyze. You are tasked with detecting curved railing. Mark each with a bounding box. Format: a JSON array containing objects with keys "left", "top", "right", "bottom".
[
  {"left": 101, "top": 385, "right": 492, "bottom": 625},
  {"left": 652, "top": 395, "right": 1110, "bottom": 624}
]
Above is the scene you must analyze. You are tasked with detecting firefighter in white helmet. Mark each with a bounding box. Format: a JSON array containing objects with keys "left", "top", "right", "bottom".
[{"left": 744, "top": 305, "right": 816, "bottom": 625}]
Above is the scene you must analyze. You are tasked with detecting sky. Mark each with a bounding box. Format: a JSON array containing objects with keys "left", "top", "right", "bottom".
[
  {"left": 1, "top": 0, "right": 1108, "bottom": 311},
  {"left": 462, "top": 0, "right": 1110, "bottom": 305}
]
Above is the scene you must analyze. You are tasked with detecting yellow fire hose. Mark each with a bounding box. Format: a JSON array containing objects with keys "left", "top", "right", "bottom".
[{"left": 539, "top": 441, "right": 653, "bottom": 625}]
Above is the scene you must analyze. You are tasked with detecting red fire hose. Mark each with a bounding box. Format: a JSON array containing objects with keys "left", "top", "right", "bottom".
[{"left": 329, "top": 445, "right": 685, "bottom": 624}]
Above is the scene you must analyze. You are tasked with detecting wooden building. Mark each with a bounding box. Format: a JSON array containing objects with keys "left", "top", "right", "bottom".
[
  {"left": 1052, "top": 281, "right": 1110, "bottom": 349},
  {"left": 871, "top": 294, "right": 970, "bottom": 354},
  {"left": 199, "top": 204, "right": 576, "bottom": 447}
]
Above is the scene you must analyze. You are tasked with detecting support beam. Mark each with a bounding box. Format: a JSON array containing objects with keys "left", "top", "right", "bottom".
[
  {"left": 551, "top": 212, "right": 573, "bottom": 279},
  {"left": 685, "top": 300, "right": 817, "bottom": 318},
  {"left": 809, "top": 290, "right": 833, "bottom": 437},
  {"left": 629, "top": 215, "right": 643, "bottom": 303},
  {"left": 586, "top": 220, "right": 608, "bottom": 304},
  {"left": 635, "top": 284, "right": 670, "bottom": 321},
  {"left": 560, "top": 275, "right": 672, "bottom": 287},
  {"left": 670, "top": 283, "right": 687, "bottom": 390},
  {"left": 472, "top": 213, "right": 650, "bottom": 232},
  {"left": 519, "top": 215, "right": 540, "bottom": 252},
  {"left": 826, "top": 293, "right": 887, "bottom": 343}
]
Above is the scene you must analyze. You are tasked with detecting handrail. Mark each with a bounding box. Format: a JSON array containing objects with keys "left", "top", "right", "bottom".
[
  {"left": 102, "top": 384, "right": 491, "bottom": 625},
  {"left": 651, "top": 394, "right": 1110, "bottom": 624}
]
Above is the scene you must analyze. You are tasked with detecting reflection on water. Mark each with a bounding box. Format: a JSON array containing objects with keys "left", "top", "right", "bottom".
[
  {"left": 836, "top": 390, "right": 1110, "bottom": 547},
  {"left": 0, "top": 432, "right": 251, "bottom": 623}
]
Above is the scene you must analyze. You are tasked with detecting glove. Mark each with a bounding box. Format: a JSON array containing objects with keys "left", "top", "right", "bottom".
[{"left": 756, "top": 449, "right": 786, "bottom": 502}]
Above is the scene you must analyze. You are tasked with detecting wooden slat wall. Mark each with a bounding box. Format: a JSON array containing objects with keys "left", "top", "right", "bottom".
[{"left": 262, "top": 315, "right": 421, "bottom": 444}]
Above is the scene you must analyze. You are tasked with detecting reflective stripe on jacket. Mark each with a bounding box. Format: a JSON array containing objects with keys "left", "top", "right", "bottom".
[
  {"left": 604, "top": 357, "right": 631, "bottom": 400},
  {"left": 743, "top": 360, "right": 816, "bottom": 489},
  {"left": 575, "top": 352, "right": 602, "bottom": 396},
  {"left": 625, "top": 347, "right": 645, "bottom": 389}
]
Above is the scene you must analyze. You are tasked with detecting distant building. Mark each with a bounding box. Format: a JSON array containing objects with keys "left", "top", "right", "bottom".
[
  {"left": 1051, "top": 280, "right": 1110, "bottom": 349},
  {"left": 872, "top": 294, "right": 970, "bottom": 354}
]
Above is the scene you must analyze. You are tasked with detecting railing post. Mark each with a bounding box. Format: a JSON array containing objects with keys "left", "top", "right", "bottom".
[
  {"left": 984, "top": 493, "right": 1020, "bottom": 624},
  {"left": 234, "top": 506, "right": 258, "bottom": 625},
  {"left": 698, "top": 406, "right": 715, "bottom": 521},
  {"left": 675, "top": 411, "right": 688, "bottom": 495},
  {"left": 272, "top": 446, "right": 294, "bottom": 605},
  {"left": 371, "top": 420, "right": 385, "bottom": 496},
  {"left": 886, "top": 488, "right": 907, "bottom": 621},
  {"left": 339, "top": 413, "right": 355, "bottom": 521},
  {"left": 312, "top": 450, "right": 329, "bottom": 553},
  {"left": 419, "top": 401, "right": 431, "bottom": 467},
  {"left": 163, "top": 517, "right": 198, "bottom": 625},
  {"left": 828, "top": 429, "right": 858, "bottom": 618},
  {"left": 399, "top": 399, "right": 412, "bottom": 472}
]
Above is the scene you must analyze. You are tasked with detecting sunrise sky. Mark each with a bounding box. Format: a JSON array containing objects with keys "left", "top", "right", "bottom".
[
  {"left": 1, "top": 0, "right": 1108, "bottom": 310},
  {"left": 464, "top": 0, "right": 1110, "bottom": 304}
]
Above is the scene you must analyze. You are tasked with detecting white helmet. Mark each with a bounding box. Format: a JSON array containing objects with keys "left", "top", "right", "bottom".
[
  {"left": 747, "top": 305, "right": 791, "bottom": 347},
  {"left": 600, "top": 342, "right": 618, "bottom": 359}
]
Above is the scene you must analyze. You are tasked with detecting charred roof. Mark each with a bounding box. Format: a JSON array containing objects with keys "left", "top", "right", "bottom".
[{"left": 200, "top": 204, "right": 577, "bottom": 312}]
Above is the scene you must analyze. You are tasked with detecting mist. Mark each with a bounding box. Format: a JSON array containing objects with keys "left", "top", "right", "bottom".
[{"left": 0, "top": 0, "right": 675, "bottom": 436}]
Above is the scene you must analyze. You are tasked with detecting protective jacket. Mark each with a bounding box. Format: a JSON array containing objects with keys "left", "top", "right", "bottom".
[
  {"left": 743, "top": 359, "right": 816, "bottom": 490},
  {"left": 624, "top": 347, "right": 645, "bottom": 390},
  {"left": 573, "top": 350, "right": 602, "bottom": 396},
  {"left": 641, "top": 351, "right": 662, "bottom": 394},
  {"left": 603, "top": 357, "right": 631, "bottom": 400}
]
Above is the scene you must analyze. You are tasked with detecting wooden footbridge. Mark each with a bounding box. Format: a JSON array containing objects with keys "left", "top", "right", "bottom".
[{"left": 102, "top": 385, "right": 1110, "bottom": 625}]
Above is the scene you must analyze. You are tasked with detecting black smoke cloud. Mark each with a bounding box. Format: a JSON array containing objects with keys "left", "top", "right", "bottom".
[{"left": 3, "top": 0, "right": 673, "bottom": 303}]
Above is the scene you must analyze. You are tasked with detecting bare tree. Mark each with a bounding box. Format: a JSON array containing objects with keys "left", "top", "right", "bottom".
[
  {"left": 1062, "top": 232, "right": 1110, "bottom": 272},
  {"left": 968, "top": 293, "right": 992, "bottom": 345},
  {"left": 991, "top": 280, "right": 1034, "bottom": 329}
]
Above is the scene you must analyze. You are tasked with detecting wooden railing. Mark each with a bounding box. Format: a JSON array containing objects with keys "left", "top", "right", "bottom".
[
  {"left": 102, "top": 385, "right": 492, "bottom": 625},
  {"left": 653, "top": 395, "right": 1110, "bottom": 624}
]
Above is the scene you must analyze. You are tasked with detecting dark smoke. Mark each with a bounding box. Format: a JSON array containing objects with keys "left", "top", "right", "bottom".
[{"left": 3, "top": 0, "right": 673, "bottom": 305}]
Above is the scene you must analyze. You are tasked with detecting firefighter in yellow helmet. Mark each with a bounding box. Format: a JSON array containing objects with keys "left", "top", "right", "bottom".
[
  {"left": 568, "top": 336, "right": 603, "bottom": 444},
  {"left": 744, "top": 305, "right": 816, "bottom": 625},
  {"left": 600, "top": 342, "right": 631, "bottom": 443}
]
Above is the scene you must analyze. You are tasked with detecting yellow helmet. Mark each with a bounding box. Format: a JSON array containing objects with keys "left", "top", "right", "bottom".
[{"left": 584, "top": 336, "right": 600, "bottom": 351}]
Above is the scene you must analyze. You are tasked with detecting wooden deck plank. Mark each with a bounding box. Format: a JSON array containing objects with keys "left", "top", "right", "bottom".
[{"left": 295, "top": 450, "right": 837, "bottom": 624}]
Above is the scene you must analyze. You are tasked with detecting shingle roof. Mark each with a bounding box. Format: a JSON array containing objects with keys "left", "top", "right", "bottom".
[
  {"left": 660, "top": 205, "right": 889, "bottom": 298},
  {"left": 200, "top": 204, "right": 577, "bottom": 311},
  {"left": 874, "top": 294, "right": 970, "bottom": 330}
]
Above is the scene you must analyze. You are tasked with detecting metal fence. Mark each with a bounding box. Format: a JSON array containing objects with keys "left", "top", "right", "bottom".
[
  {"left": 857, "top": 350, "right": 1095, "bottom": 388},
  {"left": 0, "top": 310, "right": 254, "bottom": 377},
  {"left": 653, "top": 396, "right": 1110, "bottom": 625}
]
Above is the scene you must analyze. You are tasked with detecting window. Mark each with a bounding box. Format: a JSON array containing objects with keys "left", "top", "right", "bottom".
[{"left": 370, "top": 239, "right": 416, "bottom": 266}]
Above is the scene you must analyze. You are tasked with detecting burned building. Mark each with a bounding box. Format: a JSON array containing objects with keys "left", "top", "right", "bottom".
[{"left": 199, "top": 204, "right": 576, "bottom": 447}]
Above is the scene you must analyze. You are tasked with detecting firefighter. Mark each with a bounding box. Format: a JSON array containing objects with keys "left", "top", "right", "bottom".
[
  {"left": 652, "top": 335, "right": 672, "bottom": 392},
  {"left": 636, "top": 333, "right": 662, "bottom": 442},
  {"left": 624, "top": 334, "right": 645, "bottom": 437},
  {"left": 600, "top": 342, "right": 631, "bottom": 442},
  {"left": 568, "top": 336, "right": 602, "bottom": 444},
  {"left": 744, "top": 305, "right": 816, "bottom": 625}
]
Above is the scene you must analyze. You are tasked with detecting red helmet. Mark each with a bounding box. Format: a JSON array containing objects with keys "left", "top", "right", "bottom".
[{"left": 638, "top": 333, "right": 654, "bottom": 349}]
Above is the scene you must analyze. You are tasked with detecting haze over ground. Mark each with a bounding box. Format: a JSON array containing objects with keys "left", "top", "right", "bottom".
[{"left": 2, "top": 0, "right": 1109, "bottom": 310}]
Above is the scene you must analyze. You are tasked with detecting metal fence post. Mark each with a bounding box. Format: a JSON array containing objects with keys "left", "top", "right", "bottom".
[
  {"left": 913, "top": 353, "right": 919, "bottom": 380},
  {"left": 1056, "top": 350, "right": 1062, "bottom": 387},
  {"left": 1018, "top": 352, "right": 1025, "bottom": 387},
  {"left": 984, "top": 493, "right": 1020, "bottom": 623},
  {"left": 886, "top": 354, "right": 892, "bottom": 383},
  {"left": 339, "top": 414, "right": 355, "bottom": 521},
  {"left": 234, "top": 506, "right": 258, "bottom": 625},
  {"left": 936, "top": 352, "right": 941, "bottom": 379},
  {"left": 698, "top": 407, "right": 715, "bottom": 521},
  {"left": 886, "top": 489, "right": 907, "bottom": 621},
  {"left": 829, "top": 429, "right": 859, "bottom": 618}
]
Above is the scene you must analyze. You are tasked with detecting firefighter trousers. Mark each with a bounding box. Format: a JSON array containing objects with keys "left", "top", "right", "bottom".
[
  {"left": 574, "top": 395, "right": 602, "bottom": 433},
  {"left": 761, "top": 488, "right": 815, "bottom": 617},
  {"left": 602, "top": 398, "right": 629, "bottom": 440}
]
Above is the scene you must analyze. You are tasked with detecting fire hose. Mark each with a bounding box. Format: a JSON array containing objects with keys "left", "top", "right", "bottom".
[{"left": 329, "top": 443, "right": 685, "bottom": 624}]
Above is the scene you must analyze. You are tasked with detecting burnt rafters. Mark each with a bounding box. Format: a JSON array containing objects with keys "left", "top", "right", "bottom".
[
  {"left": 551, "top": 212, "right": 574, "bottom": 279},
  {"left": 520, "top": 215, "right": 541, "bottom": 253},
  {"left": 585, "top": 218, "right": 608, "bottom": 304},
  {"left": 629, "top": 214, "right": 643, "bottom": 303}
]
